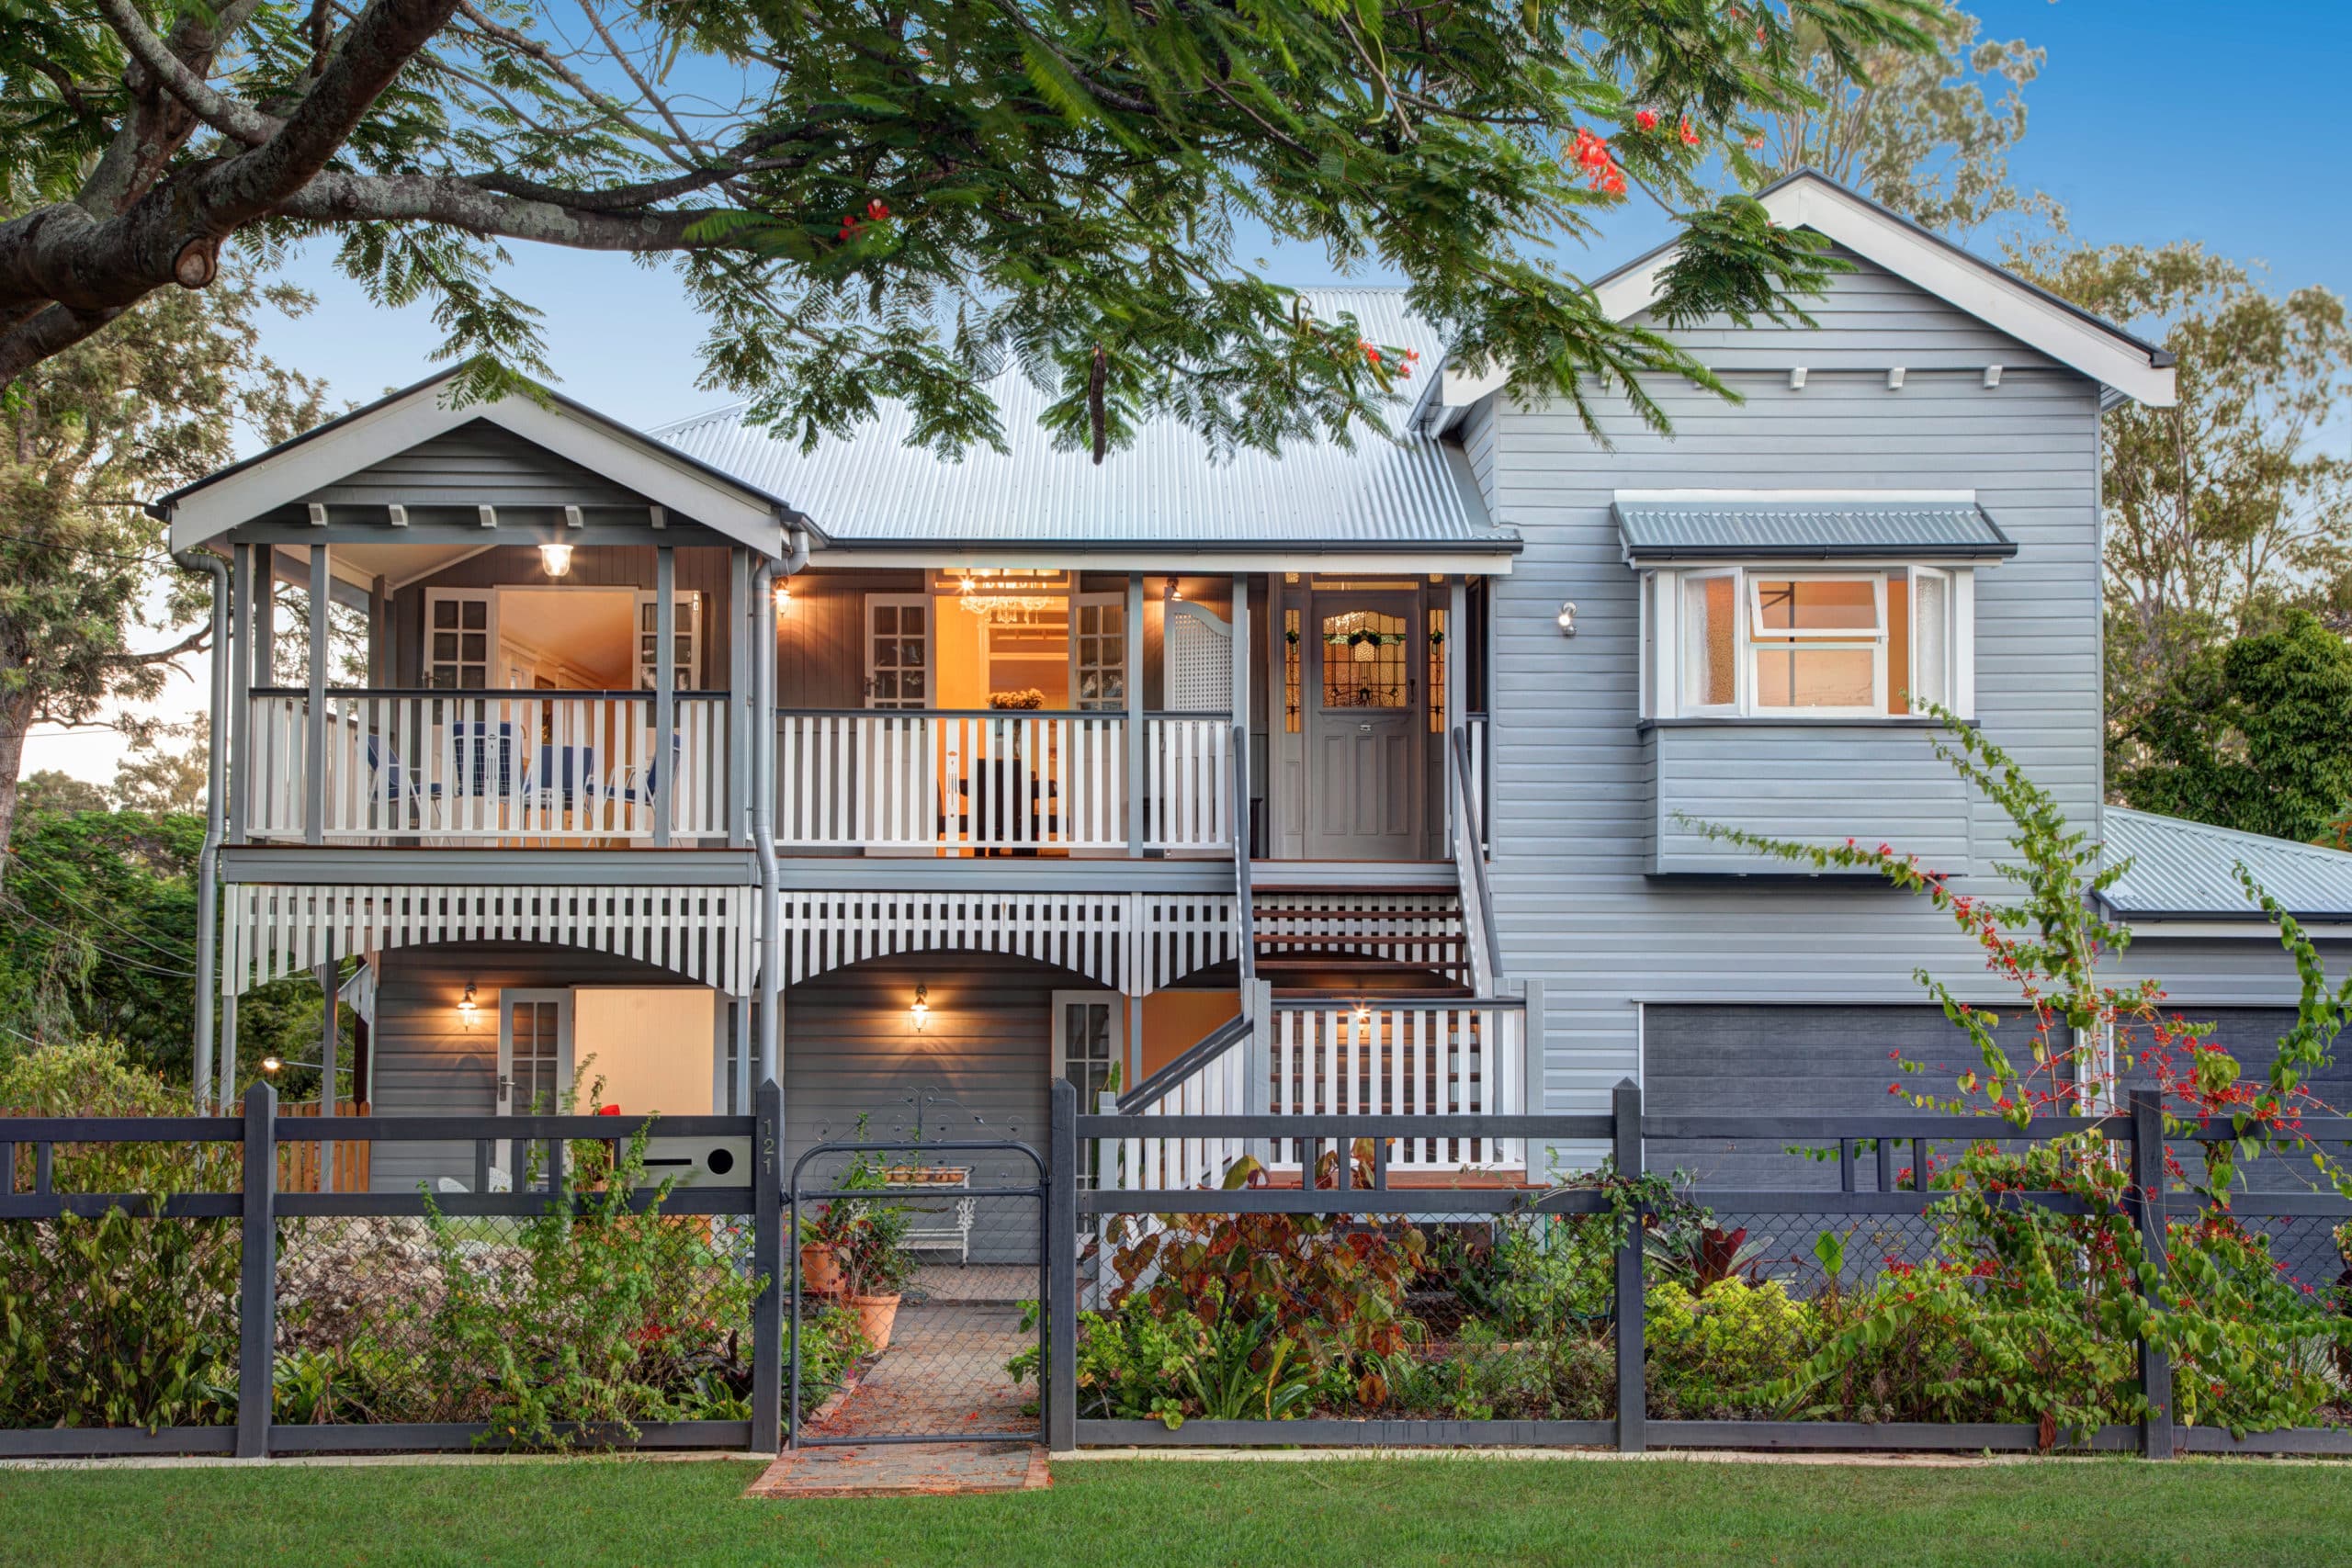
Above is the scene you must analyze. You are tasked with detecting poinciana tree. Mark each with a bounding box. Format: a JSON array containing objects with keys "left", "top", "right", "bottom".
[{"left": 5, "top": 0, "right": 1928, "bottom": 455}]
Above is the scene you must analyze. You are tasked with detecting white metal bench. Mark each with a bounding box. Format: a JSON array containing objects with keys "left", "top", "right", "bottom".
[{"left": 887, "top": 1166, "right": 975, "bottom": 1264}]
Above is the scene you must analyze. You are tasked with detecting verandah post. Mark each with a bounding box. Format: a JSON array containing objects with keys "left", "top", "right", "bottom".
[
  {"left": 238, "top": 1079, "right": 278, "bottom": 1460},
  {"left": 1047, "top": 1077, "right": 1079, "bottom": 1452},
  {"left": 2131, "top": 1088, "right": 2174, "bottom": 1460},
  {"left": 751, "top": 1077, "right": 784, "bottom": 1455},
  {"left": 1612, "top": 1076, "right": 1645, "bottom": 1454}
]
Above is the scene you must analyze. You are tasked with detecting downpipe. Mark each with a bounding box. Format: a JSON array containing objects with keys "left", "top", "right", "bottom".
[
  {"left": 752, "top": 558, "right": 782, "bottom": 1085},
  {"left": 172, "top": 546, "right": 231, "bottom": 1114}
]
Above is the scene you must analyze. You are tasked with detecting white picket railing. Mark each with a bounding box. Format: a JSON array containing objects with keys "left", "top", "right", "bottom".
[
  {"left": 1142, "top": 715, "right": 1231, "bottom": 852},
  {"left": 777, "top": 710, "right": 1233, "bottom": 852},
  {"left": 1269, "top": 998, "right": 1523, "bottom": 1172},
  {"left": 244, "top": 690, "right": 729, "bottom": 842},
  {"left": 1105, "top": 998, "right": 1527, "bottom": 1194}
]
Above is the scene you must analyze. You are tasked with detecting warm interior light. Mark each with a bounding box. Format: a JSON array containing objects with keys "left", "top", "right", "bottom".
[
  {"left": 910, "top": 984, "right": 931, "bottom": 1032},
  {"left": 260, "top": 1055, "right": 284, "bottom": 1075},
  {"left": 1355, "top": 1000, "right": 1372, "bottom": 1023},
  {"left": 458, "top": 982, "right": 479, "bottom": 1028},
  {"left": 537, "top": 542, "right": 574, "bottom": 577}
]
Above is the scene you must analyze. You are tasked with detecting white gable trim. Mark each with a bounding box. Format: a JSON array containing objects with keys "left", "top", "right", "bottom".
[
  {"left": 165, "top": 376, "right": 789, "bottom": 556},
  {"left": 1592, "top": 175, "right": 2176, "bottom": 408}
]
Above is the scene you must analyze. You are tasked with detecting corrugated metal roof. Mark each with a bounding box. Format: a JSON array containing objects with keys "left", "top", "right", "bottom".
[
  {"left": 651, "top": 290, "right": 1512, "bottom": 552},
  {"left": 2099, "top": 807, "right": 2352, "bottom": 920},
  {"left": 1614, "top": 498, "right": 2017, "bottom": 561}
]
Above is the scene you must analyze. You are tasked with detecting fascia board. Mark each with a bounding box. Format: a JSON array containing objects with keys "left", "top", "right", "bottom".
[
  {"left": 168, "top": 389, "right": 787, "bottom": 556},
  {"left": 1584, "top": 176, "right": 2177, "bottom": 409}
]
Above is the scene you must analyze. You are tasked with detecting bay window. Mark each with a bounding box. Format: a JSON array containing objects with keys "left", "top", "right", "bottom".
[{"left": 1641, "top": 564, "right": 1973, "bottom": 720}]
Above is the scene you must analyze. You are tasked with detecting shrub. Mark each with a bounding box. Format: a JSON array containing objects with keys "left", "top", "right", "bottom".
[
  {"left": 1646, "top": 1278, "right": 1817, "bottom": 1417},
  {"left": 408, "top": 1124, "right": 763, "bottom": 1447},
  {"left": 0, "top": 1039, "right": 241, "bottom": 1429}
]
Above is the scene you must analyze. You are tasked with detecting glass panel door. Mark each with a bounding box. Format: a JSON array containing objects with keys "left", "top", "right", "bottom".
[{"left": 864, "top": 595, "right": 930, "bottom": 710}]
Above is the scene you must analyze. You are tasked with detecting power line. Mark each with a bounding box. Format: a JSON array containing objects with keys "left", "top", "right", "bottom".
[
  {"left": 4, "top": 861, "right": 199, "bottom": 968},
  {"left": 0, "top": 889, "right": 196, "bottom": 978}
]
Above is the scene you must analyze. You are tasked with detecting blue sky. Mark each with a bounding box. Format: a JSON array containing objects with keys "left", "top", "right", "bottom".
[{"left": 28, "top": 0, "right": 2352, "bottom": 780}]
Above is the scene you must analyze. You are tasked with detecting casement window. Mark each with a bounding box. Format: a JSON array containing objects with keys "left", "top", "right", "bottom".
[{"left": 1642, "top": 565, "right": 1973, "bottom": 720}]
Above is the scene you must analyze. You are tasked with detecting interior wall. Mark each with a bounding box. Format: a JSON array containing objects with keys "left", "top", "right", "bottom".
[
  {"left": 391, "top": 545, "right": 733, "bottom": 688},
  {"left": 574, "top": 987, "right": 718, "bottom": 1115},
  {"left": 1139, "top": 987, "right": 1240, "bottom": 1078}
]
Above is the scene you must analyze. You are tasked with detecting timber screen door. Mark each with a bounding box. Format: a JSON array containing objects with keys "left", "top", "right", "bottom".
[{"left": 1306, "top": 592, "right": 1423, "bottom": 858}]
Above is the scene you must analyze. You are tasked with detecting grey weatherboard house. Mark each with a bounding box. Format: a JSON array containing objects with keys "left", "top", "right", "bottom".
[{"left": 151, "top": 171, "right": 2352, "bottom": 1210}]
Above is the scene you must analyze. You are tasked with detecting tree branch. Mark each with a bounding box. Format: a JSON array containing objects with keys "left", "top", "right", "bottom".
[
  {"left": 90, "top": 0, "right": 284, "bottom": 148},
  {"left": 273, "top": 172, "right": 728, "bottom": 250}
]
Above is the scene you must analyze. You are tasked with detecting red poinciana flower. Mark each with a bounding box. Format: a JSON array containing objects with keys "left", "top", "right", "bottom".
[
  {"left": 1679, "top": 117, "right": 1702, "bottom": 146},
  {"left": 1634, "top": 108, "right": 1659, "bottom": 132},
  {"left": 866, "top": 198, "right": 891, "bottom": 221}
]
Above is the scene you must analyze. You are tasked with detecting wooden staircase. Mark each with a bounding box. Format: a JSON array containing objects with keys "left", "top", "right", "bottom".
[{"left": 1249, "top": 888, "right": 1472, "bottom": 996}]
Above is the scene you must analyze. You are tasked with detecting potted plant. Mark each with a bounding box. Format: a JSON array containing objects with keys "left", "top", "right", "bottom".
[{"left": 834, "top": 1196, "right": 918, "bottom": 1352}]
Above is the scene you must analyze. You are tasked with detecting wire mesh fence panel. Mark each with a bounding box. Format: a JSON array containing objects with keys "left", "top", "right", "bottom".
[
  {"left": 273, "top": 1202, "right": 763, "bottom": 1430},
  {"left": 790, "top": 1142, "right": 1045, "bottom": 1445},
  {"left": 0, "top": 1134, "right": 244, "bottom": 1433}
]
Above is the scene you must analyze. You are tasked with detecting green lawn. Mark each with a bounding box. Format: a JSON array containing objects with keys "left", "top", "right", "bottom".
[{"left": 3, "top": 1452, "right": 2348, "bottom": 1567}]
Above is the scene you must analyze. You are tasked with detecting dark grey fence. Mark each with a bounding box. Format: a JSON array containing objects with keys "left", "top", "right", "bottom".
[
  {"left": 1053, "top": 1079, "right": 2352, "bottom": 1458},
  {"left": 0, "top": 1081, "right": 786, "bottom": 1460}
]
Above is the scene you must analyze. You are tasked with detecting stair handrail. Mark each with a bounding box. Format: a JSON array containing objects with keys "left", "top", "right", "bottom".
[
  {"left": 1230, "top": 721, "right": 1255, "bottom": 991},
  {"left": 1449, "top": 724, "right": 1503, "bottom": 994},
  {"left": 1117, "top": 1013, "right": 1252, "bottom": 1115}
]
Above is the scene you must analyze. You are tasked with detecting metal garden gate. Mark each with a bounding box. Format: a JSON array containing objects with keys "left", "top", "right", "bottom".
[{"left": 787, "top": 1137, "right": 1048, "bottom": 1446}]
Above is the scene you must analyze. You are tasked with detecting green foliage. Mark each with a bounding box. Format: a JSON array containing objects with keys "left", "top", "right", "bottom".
[
  {"left": 2115, "top": 610, "right": 2352, "bottom": 843},
  {"left": 1646, "top": 1279, "right": 1819, "bottom": 1417},
  {"left": 0, "top": 805, "right": 326, "bottom": 1088},
  {"left": 411, "top": 1124, "right": 763, "bottom": 1449},
  {"left": 1370, "top": 1322, "right": 1614, "bottom": 1423},
  {"left": 0, "top": 1039, "right": 241, "bottom": 1429},
  {"left": 5, "top": 0, "right": 1937, "bottom": 465}
]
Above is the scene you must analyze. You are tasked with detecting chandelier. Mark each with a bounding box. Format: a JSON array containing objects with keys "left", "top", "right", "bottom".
[{"left": 954, "top": 569, "right": 1057, "bottom": 625}]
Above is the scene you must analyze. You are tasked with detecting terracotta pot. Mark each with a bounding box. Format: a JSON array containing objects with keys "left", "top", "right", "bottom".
[
  {"left": 847, "top": 1292, "right": 901, "bottom": 1353},
  {"left": 799, "top": 1243, "right": 843, "bottom": 1296}
]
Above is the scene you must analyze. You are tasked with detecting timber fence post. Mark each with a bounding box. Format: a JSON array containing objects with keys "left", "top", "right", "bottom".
[
  {"left": 2131, "top": 1088, "right": 2174, "bottom": 1460},
  {"left": 1047, "top": 1077, "right": 1079, "bottom": 1452},
  {"left": 752, "top": 1077, "right": 784, "bottom": 1456},
  {"left": 1613, "top": 1077, "right": 1645, "bottom": 1455},
  {"left": 238, "top": 1080, "right": 277, "bottom": 1460}
]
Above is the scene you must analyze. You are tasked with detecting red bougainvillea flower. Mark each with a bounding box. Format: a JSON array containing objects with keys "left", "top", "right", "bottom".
[
  {"left": 1679, "top": 117, "right": 1701, "bottom": 146},
  {"left": 1635, "top": 108, "right": 1659, "bottom": 132},
  {"left": 866, "top": 198, "right": 891, "bottom": 221}
]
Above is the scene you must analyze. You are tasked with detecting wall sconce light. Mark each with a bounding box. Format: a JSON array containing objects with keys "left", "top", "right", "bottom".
[
  {"left": 261, "top": 1055, "right": 284, "bottom": 1076},
  {"left": 458, "top": 982, "right": 480, "bottom": 1029},
  {"left": 910, "top": 984, "right": 931, "bottom": 1032},
  {"left": 774, "top": 577, "right": 794, "bottom": 613},
  {"left": 1163, "top": 579, "right": 1182, "bottom": 604},
  {"left": 1556, "top": 600, "right": 1577, "bottom": 637},
  {"left": 1355, "top": 999, "right": 1373, "bottom": 1024},
  {"left": 537, "top": 541, "right": 574, "bottom": 578}
]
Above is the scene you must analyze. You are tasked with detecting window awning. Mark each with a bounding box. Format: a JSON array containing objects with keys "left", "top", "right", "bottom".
[{"left": 1613, "top": 491, "right": 2018, "bottom": 565}]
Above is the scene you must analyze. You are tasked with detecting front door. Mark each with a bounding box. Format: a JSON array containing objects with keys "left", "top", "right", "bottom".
[{"left": 1306, "top": 592, "right": 1422, "bottom": 859}]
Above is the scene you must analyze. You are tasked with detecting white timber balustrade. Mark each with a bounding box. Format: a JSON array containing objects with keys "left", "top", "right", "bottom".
[
  {"left": 775, "top": 710, "right": 1136, "bottom": 852},
  {"left": 1269, "top": 998, "right": 1525, "bottom": 1173},
  {"left": 1107, "top": 998, "right": 1528, "bottom": 1194},
  {"left": 1142, "top": 715, "right": 1232, "bottom": 852},
  {"left": 244, "top": 689, "right": 729, "bottom": 843}
]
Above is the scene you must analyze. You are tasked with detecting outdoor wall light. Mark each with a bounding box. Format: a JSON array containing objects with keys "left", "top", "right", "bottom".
[
  {"left": 774, "top": 577, "right": 794, "bottom": 613},
  {"left": 910, "top": 984, "right": 931, "bottom": 1032},
  {"left": 537, "top": 541, "right": 574, "bottom": 578},
  {"left": 261, "top": 1055, "right": 284, "bottom": 1075},
  {"left": 458, "top": 982, "right": 480, "bottom": 1029},
  {"left": 1556, "top": 600, "right": 1577, "bottom": 637}
]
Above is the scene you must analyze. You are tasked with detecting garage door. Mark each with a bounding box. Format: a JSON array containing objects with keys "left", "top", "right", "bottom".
[{"left": 1644, "top": 1004, "right": 2010, "bottom": 1191}]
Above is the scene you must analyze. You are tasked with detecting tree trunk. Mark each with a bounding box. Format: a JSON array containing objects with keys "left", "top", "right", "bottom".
[{"left": 0, "top": 689, "right": 42, "bottom": 868}]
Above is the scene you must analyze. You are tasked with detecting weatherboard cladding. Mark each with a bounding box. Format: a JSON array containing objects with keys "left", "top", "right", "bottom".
[
  {"left": 2099, "top": 807, "right": 2352, "bottom": 919},
  {"left": 1613, "top": 500, "right": 2016, "bottom": 560},
  {"left": 651, "top": 290, "right": 1510, "bottom": 551}
]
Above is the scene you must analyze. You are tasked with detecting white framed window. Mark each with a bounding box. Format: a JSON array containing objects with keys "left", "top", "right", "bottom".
[
  {"left": 1640, "top": 564, "right": 1975, "bottom": 720},
  {"left": 634, "top": 592, "right": 702, "bottom": 692},
  {"left": 1052, "top": 989, "right": 1125, "bottom": 1109},
  {"left": 423, "top": 589, "right": 497, "bottom": 689},
  {"left": 863, "top": 593, "right": 930, "bottom": 710}
]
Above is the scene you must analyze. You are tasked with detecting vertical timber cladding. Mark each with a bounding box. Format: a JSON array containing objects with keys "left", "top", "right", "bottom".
[
  {"left": 785, "top": 952, "right": 1080, "bottom": 1266},
  {"left": 366, "top": 942, "right": 729, "bottom": 1195}
]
